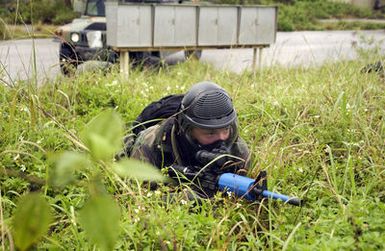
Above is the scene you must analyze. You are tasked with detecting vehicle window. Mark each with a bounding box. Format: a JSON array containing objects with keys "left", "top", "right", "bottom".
[{"left": 85, "top": 0, "right": 105, "bottom": 16}]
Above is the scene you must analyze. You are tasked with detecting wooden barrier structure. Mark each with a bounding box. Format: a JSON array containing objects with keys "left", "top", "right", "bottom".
[{"left": 105, "top": 1, "right": 277, "bottom": 76}]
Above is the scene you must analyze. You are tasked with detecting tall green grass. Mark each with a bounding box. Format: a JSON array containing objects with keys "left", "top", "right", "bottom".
[{"left": 0, "top": 56, "right": 384, "bottom": 249}]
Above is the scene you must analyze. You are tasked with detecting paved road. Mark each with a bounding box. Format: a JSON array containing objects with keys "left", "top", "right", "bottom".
[
  {"left": 1, "top": 30, "right": 384, "bottom": 84},
  {"left": 200, "top": 30, "right": 385, "bottom": 73},
  {"left": 0, "top": 38, "right": 60, "bottom": 85}
]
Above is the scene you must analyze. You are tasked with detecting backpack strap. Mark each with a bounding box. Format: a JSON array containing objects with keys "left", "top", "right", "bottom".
[
  {"left": 152, "top": 117, "right": 180, "bottom": 167},
  {"left": 170, "top": 124, "right": 183, "bottom": 165}
]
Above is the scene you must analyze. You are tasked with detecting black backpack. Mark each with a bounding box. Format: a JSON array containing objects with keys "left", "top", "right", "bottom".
[
  {"left": 132, "top": 94, "right": 184, "bottom": 135},
  {"left": 116, "top": 94, "right": 184, "bottom": 160}
]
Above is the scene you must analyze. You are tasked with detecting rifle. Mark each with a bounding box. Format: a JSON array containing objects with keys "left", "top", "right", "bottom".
[
  {"left": 169, "top": 149, "right": 303, "bottom": 206},
  {"left": 217, "top": 173, "right": 302, "bottom": 206}
]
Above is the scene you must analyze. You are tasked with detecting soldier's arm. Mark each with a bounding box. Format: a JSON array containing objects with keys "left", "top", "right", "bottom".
[{"left": 129, "top": 125, "right": 160, "bottom": 167}]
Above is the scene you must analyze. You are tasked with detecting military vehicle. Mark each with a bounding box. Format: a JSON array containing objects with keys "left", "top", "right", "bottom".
[{"left": 56, "top": 0, "right": 201, "bottom": 75}]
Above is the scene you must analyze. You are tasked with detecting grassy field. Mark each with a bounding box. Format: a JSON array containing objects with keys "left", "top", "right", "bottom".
[
  {"left": 1, "top": 52, "right": 385, "bottom": 250},
  {"left": 0, "top": 23, "right": 58, "bottom": 40}
]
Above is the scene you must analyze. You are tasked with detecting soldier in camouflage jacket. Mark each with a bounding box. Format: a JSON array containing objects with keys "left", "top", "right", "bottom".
[{"left": 120, "top": 81, "right": 252, "bottom": 198}]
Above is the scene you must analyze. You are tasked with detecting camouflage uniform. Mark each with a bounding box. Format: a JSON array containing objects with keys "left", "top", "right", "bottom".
[
  {"left": 118, "top": 81, "right": 255, "bottom": 198},
  {"left": 130, "top": 117, "right": 251, "bottom": 174}
]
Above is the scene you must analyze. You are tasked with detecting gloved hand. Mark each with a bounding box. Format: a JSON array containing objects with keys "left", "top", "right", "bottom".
[
  {"left": 195, "top": 149, "right": 245, "bottom": 175},
  {"left": 253, "top": 170, "right": 268, "bottom": 200},
  {"left": 167, "top": 164, "right": 219, "bottom": 198},
  {"left": 114, "top": 134, "right": 136, "bottom": 161}
]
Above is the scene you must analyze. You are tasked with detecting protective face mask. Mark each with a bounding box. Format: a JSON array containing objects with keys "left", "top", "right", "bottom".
[{"left": 199, "top": 140, "right": 227, "bottom": 152}]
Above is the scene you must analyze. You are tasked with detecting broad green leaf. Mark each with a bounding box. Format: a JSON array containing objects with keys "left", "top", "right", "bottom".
[
  {"left": 80, "top": 109, "right": 124, "bottom": 161},
  {"left": 12, "top": 193, "right": 53, "bottom": 251},
  {"left": 53, "top": 151, "right": 89, "bottom": 187},
  {"left": 79, "top": 195, "right": 121, "bottom": 251},
  {"left": 87, "top": 133, "right": 116, "bottom": 161},
  {"left": 113, "top": 159, "right": 167, "bottom": 182}
]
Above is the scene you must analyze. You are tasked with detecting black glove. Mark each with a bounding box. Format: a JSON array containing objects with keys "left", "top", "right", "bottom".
[
  {"left": 252, "top": 171, "right": 268, "bottom": 200},
  {"left": 168, "top": 164, "right": 219, "bottom": 198},
  {"left": 114, "top": 134, "right": 136, "bottom": 161},
  {"left": 195, "top": 149, "right": 245, "bottom": 174}
]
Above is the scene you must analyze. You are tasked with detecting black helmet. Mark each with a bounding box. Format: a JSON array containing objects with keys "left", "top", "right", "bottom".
[{"left": 179, "top": 81, "right": 237, "bottom": 130}]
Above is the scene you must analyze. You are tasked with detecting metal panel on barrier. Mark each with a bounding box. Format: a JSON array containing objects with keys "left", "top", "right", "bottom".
[
  {"left": 198, "top": 6, "right": 238, "bottom": 46},
  {"left": 239, "top": 7, "right": 276, "bottom": 45},
  {"left": 106, "top": 1, "right": 277, "bottom": 49},
  {"left": 105, "top": 1, "right": 118, "bottom": 46},
  {"left": 254, "top": 7, "right": 277, "bottom": 44},
  {"left": 154, "top": 5, "right": 197, "bottom": 46},
  {"left": 106, "top": 2, "right": 152, "bottom": 47}
]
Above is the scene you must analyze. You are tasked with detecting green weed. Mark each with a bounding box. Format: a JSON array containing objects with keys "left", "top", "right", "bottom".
[{"left": 1, "top": 56, "right": 385, "bottom": 249}]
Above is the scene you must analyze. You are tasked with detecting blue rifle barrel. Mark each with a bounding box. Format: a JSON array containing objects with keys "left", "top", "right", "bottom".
[
  {"left": 217, "top": 173, "right": 302, "bottom": 206},
  {"left": 256, "top": 189, "right": 302, "bottom": 206}
]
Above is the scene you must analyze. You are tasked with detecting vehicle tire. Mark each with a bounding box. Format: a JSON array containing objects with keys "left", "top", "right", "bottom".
[
  {"left": 59, "top": 43, "right": 79, "bottom": 76},
  {"left": 106, "top": 49, "right": 119, "bottom": 64},
  {"left": 129, "top": 51, "right": 161, "bottom": 68},
  {"left": 184, "top": 50, "right": 202, "bottom": 60}
]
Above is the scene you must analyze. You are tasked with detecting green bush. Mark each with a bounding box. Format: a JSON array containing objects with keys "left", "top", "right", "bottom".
[
  {"left": 2, "top": 0, "right": 77, "bottom": 25},
  {"left": 52, "top": 10, "right": 78, "bottom": 25},
  {"left": 0, "top": 20, "right": 10, "bottom": 40},
  {"left": 214, "top": 0, "right": 379, "bottom": 31},
  {"left": 274, "top": 0, "right": 377, "bottom": 31}
]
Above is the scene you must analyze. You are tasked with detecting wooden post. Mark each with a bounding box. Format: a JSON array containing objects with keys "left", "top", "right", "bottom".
[
  {"left": 251, "top": 47, "right": 258, "bottom": 77},
  {"left": 258, "top": 47, "right": 263, "bottom": 72},
  {"left": 252, "top": 47, "right": 257, "bottom": 76},
  {"left": 120, "top": 51, "right": 129, "bottom": 78},
  {"left": 252, "top": 47, "right": 264, "bottom": 76}
]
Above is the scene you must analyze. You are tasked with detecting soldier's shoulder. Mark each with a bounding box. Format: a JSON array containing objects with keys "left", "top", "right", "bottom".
[
  {"left": 136, "top": 124, "right": 162, "bottom": 144},
  {"left": 232, "top": 136, "right": 249, "bottom": 154},
  {"left": 135, "top": 117, "right": 175, "bottom": 145}
]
